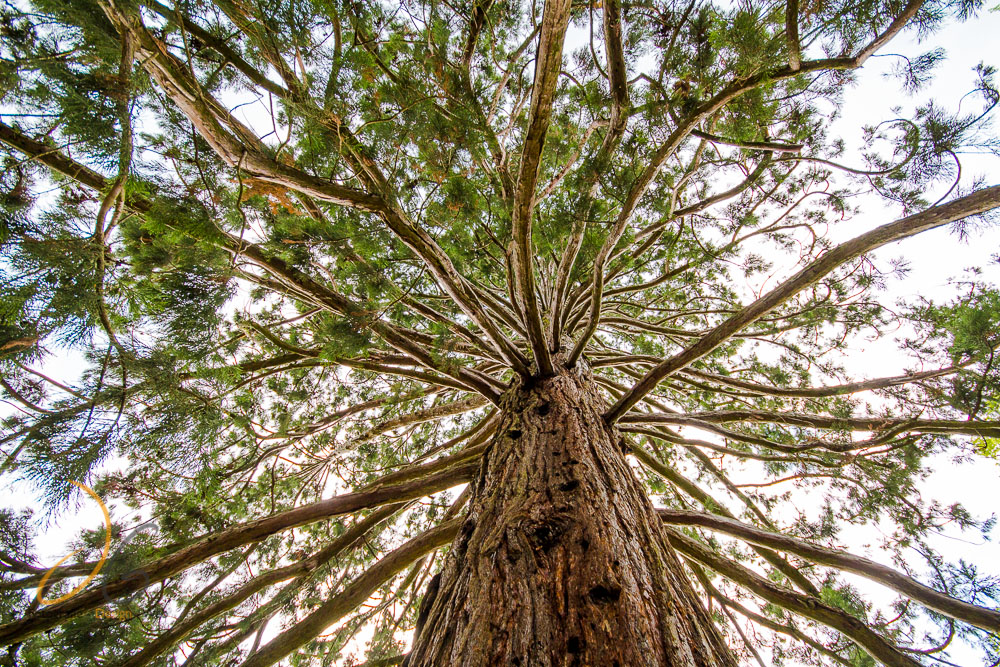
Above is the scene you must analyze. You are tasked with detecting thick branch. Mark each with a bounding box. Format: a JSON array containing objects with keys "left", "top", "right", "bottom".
[
  {"left": 667, "top": 530, "right": 921, "bottom": 667},
  {"left": 0, "top": 459, "right": 475, "bottom": 646},
  {"left": 119, "top": 503, "right": 406, "bottom": 667},
  {"left": 785, "top": 0, "right": 801, "bottom": 71},
  {"left": 238, "top": 519, "right": 461, "bottom": 667},
  {"left": 621, "top": 411, "right": 1000, "bottom": 438},
  {"left": 462, "top": 0, "right": 495, "bottom": 69},
  {"left": 142, "top": 0, "right": 289, "bottom": 98},
  {"left": 659, "top": 509, "right": 1000, "bottom": 633},
  {"left": 508, "top": 0, "right": 573, "bottom": 376},
  {"left": 606, "top": 185, "right": 1000, "bottom": 422},
  {"left": 854, "top": 0, "right": 925, "bottom": 65}
]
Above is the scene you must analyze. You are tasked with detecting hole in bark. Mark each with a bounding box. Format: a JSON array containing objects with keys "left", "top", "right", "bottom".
[
  {"left": 531, "top": 523, "right": 562, "bottom": 551},
  {"left": 508, "top": 429, "right": 523, "bottom": 440},
  {"left": 527, "top": 516, "right": 568, "bottom": 552},
  {"left": 536, "top": 402, "right": 550, "bottom": 416},
  {"left": 559, "top": 479, "right": 580, "bottom": 492},
  {"left": 567, "top": 637, "right": 583, "bottom": 654},
  {"left": 589, "top": 584, "right": 622, "bottom": 605},
  {"left": 580, "top": 537, "right": 590, "bottom": 551},
  {"left": 454, "top": 518, "right": 476, "bottom": 558}
]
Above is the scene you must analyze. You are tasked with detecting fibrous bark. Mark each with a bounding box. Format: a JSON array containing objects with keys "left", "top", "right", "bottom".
[{"left": 406, "top": 363, "right": 737, "bottom": 666}]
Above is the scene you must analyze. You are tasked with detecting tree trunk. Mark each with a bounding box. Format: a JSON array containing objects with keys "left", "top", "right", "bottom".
[{"left": 405, "top": 363, "right": 737, "bottom": 666}]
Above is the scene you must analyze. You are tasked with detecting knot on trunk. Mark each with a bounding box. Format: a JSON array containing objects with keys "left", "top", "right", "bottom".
[{"left": 524, "top": 514, "right": 571, "bottom": 553}]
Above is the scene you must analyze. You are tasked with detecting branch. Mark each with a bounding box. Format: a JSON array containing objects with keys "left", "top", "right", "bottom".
[
  {"left": 120, "top": 502, "right": 406, "bottom": 667},
  {"left": 351, "top": 395, "right": 489, "bottom": 447},
  {"left": 602, "top": 0, "right": 629, "bottom": 113},
  {"left": 103, "top": 4, "right": 380, "bottom": 212},
  {"left": 238, "top": 519, "right": 461, "bottom": 667},
  {"left": 785, "top": 0, "right": 801, "bottom": 71},
  {"left": 673, "top": 156, "right": 776, "bottom": 219},
  {"left": 678, "top": 364, "right": 964, "bottom": 398},
  {"left": 667, "top": 530, "right": 922, "bottom": 667},
  {"left": 691, "top": 129, "right": 804, "bottom": 154},
  {"left": 853, "top": 0, "right": 925, "bottom": 66},
  {"left": 0, "top": 458, "right": 475, "bottom": 646},
  {"left": 621, "top": 411, "right": 1000, "bottom": 439},
  {"left": 631, "top": 444, "right": 822, "bottom": 597},
  {"left": 142, "top": 0, "right": 289, "bottom": 98},
  {"left": 605, "top": 185, "right": 1000, "bottom": 422},
  {"left": 508, "top": 0, "right": 573, "bottom": 376},
  {"left": 462, "top": 0, "right": 495, "bottom": 69},
  {"left": 660, "top": 510, "right": 1000, "bottom": 633},
  {"left": 623, "top": 424, "right": 844, "bottom": 467},
  {"left": 0, "top": 121, "right": 121, "bottom": 194}
]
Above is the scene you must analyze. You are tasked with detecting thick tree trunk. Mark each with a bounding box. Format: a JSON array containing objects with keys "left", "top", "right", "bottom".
[{"left": 405, "top": 364, "right": 737, "bottom": 666}]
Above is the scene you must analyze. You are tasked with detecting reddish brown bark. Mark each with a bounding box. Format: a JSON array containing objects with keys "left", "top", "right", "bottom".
[{"left": 405, "top": 364, "right": 737, "bottom": 666}]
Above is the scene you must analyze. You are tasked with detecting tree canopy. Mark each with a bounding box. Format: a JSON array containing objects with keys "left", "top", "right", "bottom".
[{"left": 2, "top": 0, "right": 1000, "bottom": 664}]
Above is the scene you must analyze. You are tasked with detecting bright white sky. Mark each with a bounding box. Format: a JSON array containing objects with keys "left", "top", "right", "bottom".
[
  {"left": 4, "top": 4, "right": 1000, "bottom": 666},
  {"left": 821, "top": 11, "right": 1000, "bottom": 664},
  {"left": 667, "top": 7, "right": 1000, "bottom": 665}
]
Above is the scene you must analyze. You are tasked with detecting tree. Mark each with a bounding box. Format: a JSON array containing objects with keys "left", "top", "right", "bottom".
[{"left": 1, "top": 0, "right": 1000, "bottom": 663}]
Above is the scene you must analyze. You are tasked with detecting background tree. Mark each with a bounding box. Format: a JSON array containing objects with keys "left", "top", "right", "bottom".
[{"left": 2, "top": 0, "right": 1000, "bottom": 664}]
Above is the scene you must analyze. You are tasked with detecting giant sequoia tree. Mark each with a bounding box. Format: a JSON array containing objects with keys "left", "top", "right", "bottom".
[{"left": 3, "top": 0, "right": 1000, "bottom": 663}]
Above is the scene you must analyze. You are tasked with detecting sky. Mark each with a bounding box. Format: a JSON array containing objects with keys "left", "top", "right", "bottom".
[
  {"left": 3, "top": 2, "right": 1000, "bottom": 665},
  {"left": 671, "top": 7, "right": 1000, "bottom": 664}
]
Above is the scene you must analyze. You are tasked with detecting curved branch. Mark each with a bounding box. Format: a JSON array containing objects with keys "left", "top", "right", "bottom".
[
  {"left": 508, "top": 0, "right": 573, "bottom": 376},
  {"left": 621, "top": 410, "right": 1000, "bottom": 439},
  {"left": 659, "top": 509, "right": 1000, "bottom": 633},
  {"left": 667, "top": 530, "right": 921, "bottom": 667},
  {"left": 631, "top": 444, "right": 821, "bottom": 597},
  {"left": 238, "top": 518, "right": 461, "bottom": 667},
  {"left": 606, "top": 185, "right": 1000, "bottom": 422},
  {"left": 142, "top": 0, "right": 289, "bottom": 98},
  {"left": 696, "top": 567, "right": 855, "bottom": 666},
  {"left": 119, "top": 502, "right": 407, "bottom": 667},
  {"left": 0, "top": 457, "right": 476, "bottom": 646}
]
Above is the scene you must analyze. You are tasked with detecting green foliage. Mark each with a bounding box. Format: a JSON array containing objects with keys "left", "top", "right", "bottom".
[{"left": 0, "top": 0, "right": 998, "bottom": 664}]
